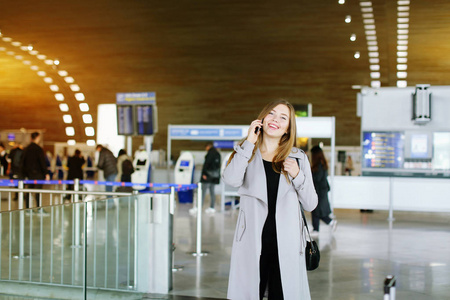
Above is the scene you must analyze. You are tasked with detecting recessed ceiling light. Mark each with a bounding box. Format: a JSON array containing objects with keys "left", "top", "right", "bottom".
[
  {"left": 64, "top": 77, "right": 75, "bottom": 83},
  {"left": 85, "top": 127, "right": 95, "bottom": 136},
  {"left": 59, "top": 104, "right": 69, "bottom": 112},
  {"left": 65, "top": 127, "right": 75, "bottom": 136},
  {"left": 75, "top": 93, "right": 85, "bottom": 101},
  {"left": 371, "top": 81, "right": 381, "bottom": 88},
  {"left": 55, "top": 93, "right": 65, "bottom": 101},
  {"left": 63, "top": 115, "right": 73, "bottom": 124},
  {"left": 397, "top": 71, "right": 407, "bottom": 78},
  {"left": 83, "top": 114, "right": 93, "bottom": 124},
  {"left": 397, "top": 80, "right": 407, "bottom": 88},
  {"left": 70, "top": 84, "right": 80, "bottom": 92},
  {"left": 79, "top": 103, "right": 89, "bottom": 112}
]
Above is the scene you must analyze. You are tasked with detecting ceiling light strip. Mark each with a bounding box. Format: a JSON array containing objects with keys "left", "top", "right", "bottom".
[
  {"left": 0, "top": 32, "right": 95, "bottom": 143},
  {"left": 396, "top": 1, "right": 410, "bottom": 87},
  {"left": 360, "top": 1, "right": 381, "bottom": 88}
]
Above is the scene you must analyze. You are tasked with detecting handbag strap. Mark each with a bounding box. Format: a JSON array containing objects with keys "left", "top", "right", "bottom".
[
  {"left": 295, "top": 157, "right": 317, "bottom": 250},
  {"left": 300, "top": 204, "right": 313, "bottom": 241}
]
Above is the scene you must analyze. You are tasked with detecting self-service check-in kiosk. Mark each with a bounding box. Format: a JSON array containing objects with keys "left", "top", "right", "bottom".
[
  {"left": 132, "top": 148, "right": 151, "bottom": 190},
  {"left": 175, "top": 151, "right": 195, "bottom": 203}
]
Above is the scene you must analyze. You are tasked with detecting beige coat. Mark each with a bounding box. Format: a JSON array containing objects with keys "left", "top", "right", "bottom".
[{"left": 223, "top": 140, "right": 318, "bottom": 300}]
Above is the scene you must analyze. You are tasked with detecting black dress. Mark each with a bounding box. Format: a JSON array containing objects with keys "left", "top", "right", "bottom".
[{"left": 259, "top": 159, "right": 284, "bottom": 300}]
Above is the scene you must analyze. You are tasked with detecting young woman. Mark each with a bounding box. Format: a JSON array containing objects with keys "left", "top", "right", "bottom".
[
  {"left": 310, "top": 145, "right": 337, "bottom": 235},
  {"left": 223, "top": 100, "right": 318, "bottom": 300}
]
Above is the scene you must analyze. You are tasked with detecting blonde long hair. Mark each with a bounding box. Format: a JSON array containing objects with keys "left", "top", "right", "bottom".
[{"left": 228, "top": 99, "right": 298, "bottom": 179}]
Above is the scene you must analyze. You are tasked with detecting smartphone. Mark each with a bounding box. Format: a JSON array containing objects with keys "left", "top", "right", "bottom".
[{"left": 254, "top": 118, "right": 264, "bottom": 134}]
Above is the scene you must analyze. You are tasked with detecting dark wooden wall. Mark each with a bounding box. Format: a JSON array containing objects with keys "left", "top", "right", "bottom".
[{"left": 1, "top": 0, "right": 450, "bottom": 156}]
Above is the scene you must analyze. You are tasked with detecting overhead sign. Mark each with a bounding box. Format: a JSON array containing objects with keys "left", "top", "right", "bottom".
[
  {"left": 116, "top": 92, "right": 158, "bottom": 136},
  {"left": 116, "top": 92, "right": 156, "bottom": 105},
  {"left": 168, "top": 125, "right": 248, "bottom": 140},
  {"left": 296, "top": 117, "right": 334, "bottom": 138}
]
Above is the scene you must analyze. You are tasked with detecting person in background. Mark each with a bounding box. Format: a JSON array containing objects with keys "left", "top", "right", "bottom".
[
  {"left": 201, "top": 142, "right": 221, "bottom": 214},
  {"left": 21, "top": 132, "right": 50, "bottom": 209},
  {"left": 65, "top": 149, "right": 85, "bottom": 201},
  {"left": 345, "top": 155, "right": 354, "bottom": 176},
  {"left": 116, "top": 149, "right": 134, "bottom": 192},
  {"left": 0, "top": 142, "right": 8, "bottom": 176},
  {"left": 96, "top": 144, "right": 117, "bottom": 193},
  {"left": 310, "top": 145, "right": 337, "bottom": 237},
  {"left": 223, "top": 99, "right": 318, "bottom": 300},
  {"left": 8, "top": 142, "right": 24, "bottom": 179},
  {"left": 8, "top": 142, "right": 24, "bottom": 200}
]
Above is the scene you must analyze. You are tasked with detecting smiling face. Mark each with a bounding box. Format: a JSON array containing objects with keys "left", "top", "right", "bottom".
[{"left": 263, "top": 104, "right": 291, "bottom": 139}]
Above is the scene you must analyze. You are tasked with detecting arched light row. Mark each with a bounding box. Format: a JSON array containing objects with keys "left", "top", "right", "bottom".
[
  {"left": 359, "top": 1, "right": 381, "bottom": 88},
  {"left": 396, "top": 0, "right": 410, "bottom": 88},
  {"left": 0, "top": 31, "right": 96, "bottom": 146},
  {"left": 340, "top": 1, "right": 380, "bottom": 88}
]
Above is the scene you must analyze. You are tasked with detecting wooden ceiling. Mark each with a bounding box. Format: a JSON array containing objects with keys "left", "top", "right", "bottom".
[{"left": 1, "top": 0, "right": 450, "bottom": 154}]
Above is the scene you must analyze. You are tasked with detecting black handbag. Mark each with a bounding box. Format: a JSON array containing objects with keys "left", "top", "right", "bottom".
[{"left": 301, "top": 207, "right": 320, "bottom": 271}]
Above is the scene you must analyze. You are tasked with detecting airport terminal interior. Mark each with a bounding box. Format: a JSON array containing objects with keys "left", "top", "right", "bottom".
[{"left": 1, "top": 0, "right": 450, "bottom": 299}]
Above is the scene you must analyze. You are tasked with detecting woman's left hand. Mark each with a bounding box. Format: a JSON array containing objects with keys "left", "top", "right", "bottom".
[{"left": 283, "top": 158, "right": 299, "bottom": 178}]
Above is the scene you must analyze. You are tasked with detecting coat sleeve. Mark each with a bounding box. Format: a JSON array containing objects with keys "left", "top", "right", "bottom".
[
  {"left": 291, "top": 152, "right": 318, "bottom": 212},
  {"left": 222, "top": 140, "right": 255, "bottom": 187},
  {"left": 97, "top": 152, "right": 104, "bottom": 170}
]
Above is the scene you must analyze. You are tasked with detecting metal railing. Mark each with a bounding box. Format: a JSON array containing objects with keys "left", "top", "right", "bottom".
[{"left": 0, "top": 180, "right": 200, "bottom": 299}]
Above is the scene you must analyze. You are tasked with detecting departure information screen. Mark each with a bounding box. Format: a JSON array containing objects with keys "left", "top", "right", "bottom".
[{"left": 362, "top": 132, "right": 405, "bottom": 169}]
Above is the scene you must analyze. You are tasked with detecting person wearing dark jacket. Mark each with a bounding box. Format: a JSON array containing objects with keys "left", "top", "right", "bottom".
[
  {"left": 21, "top": 132, "right": 50, "bottom": 208},
  {"left": 9, "top": 142, "right": 24, "bottom": 180},
  {"left": 65, "top": 149, "right": 85, "bottom": 200},
  {"left": 310, "top": 145, "right": 337, "bottom": 236},
  {"left": 201, "top": 142, "right": 221, "bottom": 213},
  {"left": 0, "top": 142, "right": 8, "bottom": 176},
  {"left": 96, "top": 144, "right": 117, "bottom": 193}
]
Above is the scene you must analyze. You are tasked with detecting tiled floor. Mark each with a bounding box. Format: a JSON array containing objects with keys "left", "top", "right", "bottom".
[
  {"left": 1, "top": 193, "right": 450, "bottom": 300},
  {"left": 169, "top": 203, "right": 450, "bottom": 300}
]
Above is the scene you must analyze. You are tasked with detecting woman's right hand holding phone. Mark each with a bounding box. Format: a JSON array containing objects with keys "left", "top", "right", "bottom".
[{"left": 247, "top": 119, "right": 263, "bottom": 144}]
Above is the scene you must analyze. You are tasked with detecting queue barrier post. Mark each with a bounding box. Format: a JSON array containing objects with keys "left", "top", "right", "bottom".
[
  {"left": 191, "top": 182, "right": 208, "bottom": 257},
  {"left": 383, "top": 275, "right": 396, "bottom": 300},
  {"left": 13, "top": 180, "right": 29, "bottom": 259},
  {"left": 73, "top": 179, "right": 82, "bottom": 248}
]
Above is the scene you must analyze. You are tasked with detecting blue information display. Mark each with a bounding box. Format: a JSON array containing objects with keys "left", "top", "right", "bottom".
[
  {"left": 180, "top": 160, "right": 190, "bottom": 167},
  {"left": 117, "top": 105, "right": 134, "bottom": 135},
  {"left": 362, "top": 131, "right": 405, "bottom": 169},
  {"left": 169, "top": 126, "right": 247, "bottom": 140},
  {"left": 136, "top": 105, "right": 154, "bottom": 135}
]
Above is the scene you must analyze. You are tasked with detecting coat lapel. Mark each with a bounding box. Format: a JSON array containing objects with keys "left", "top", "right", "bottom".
[{"left": 237, "top": 148, "right": 268, "bottom": 205}]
